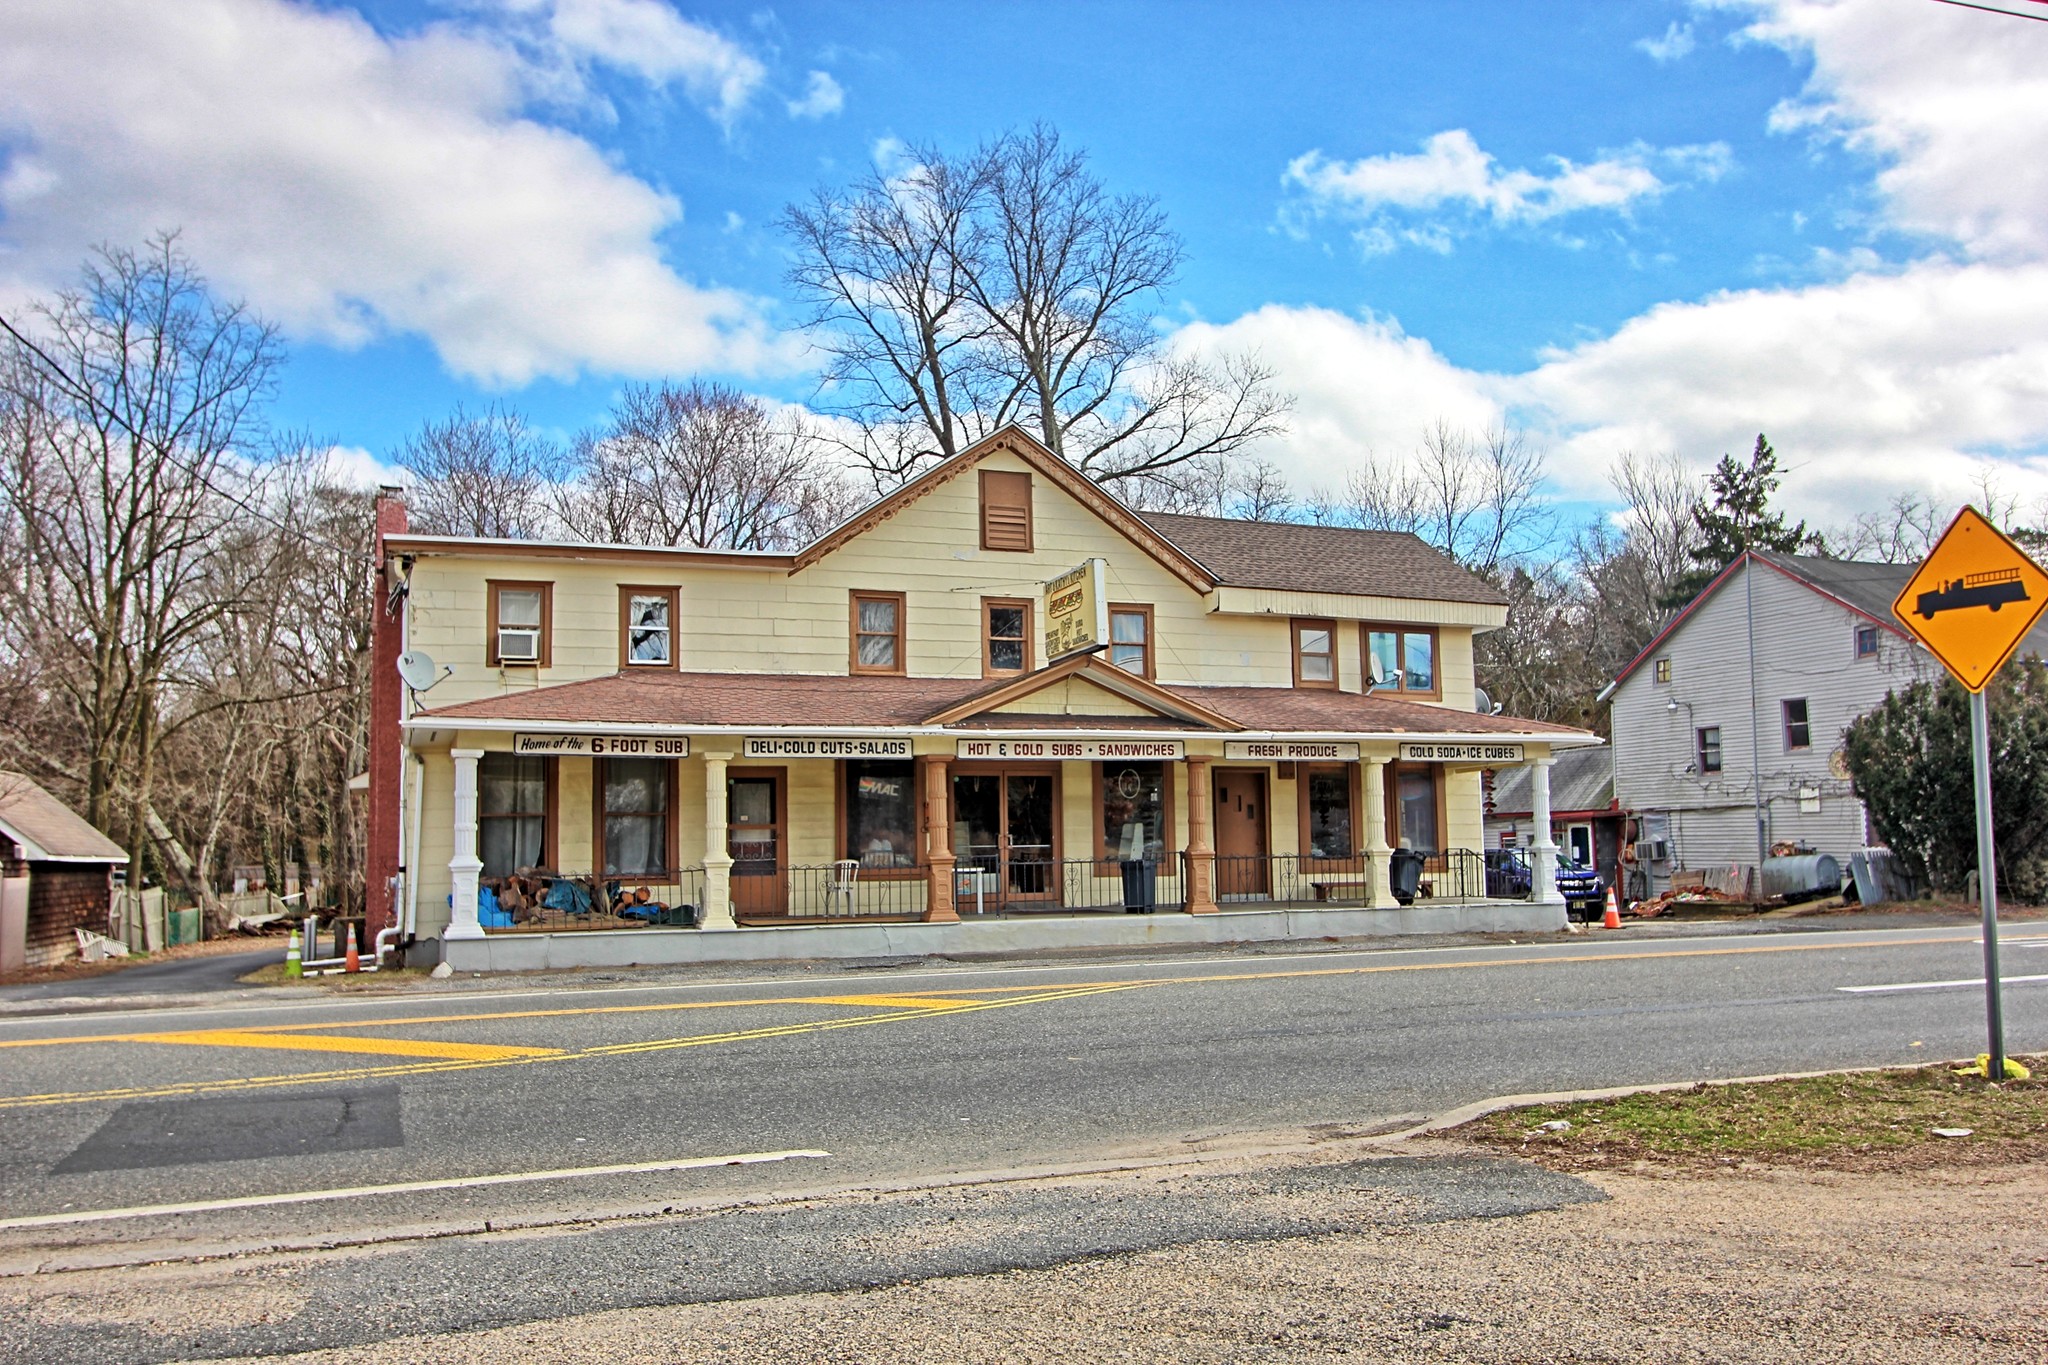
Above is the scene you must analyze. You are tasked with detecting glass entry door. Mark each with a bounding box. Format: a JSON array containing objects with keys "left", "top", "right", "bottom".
[
  {"left": 952, "top": 768, "right": 1057, "bottom": 906},
  {"left": 727, "top": 773, "right": 785, "bottom": 917}
]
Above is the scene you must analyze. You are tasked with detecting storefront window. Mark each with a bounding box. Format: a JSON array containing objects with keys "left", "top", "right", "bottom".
[
  {"left": 1397, "top": 768, "right": 1439, "bottom": 852},
  {"left": 1305, "top": 768, "right": 1354, "bottom": 860},
  {"left": 480, "top": 753, "right": 546, "bottom": 877},
  {"left": 602, "top": 757, "right": 669, "bottom": 876},
  {"left": 845, "top": 761, "right": 917, "bottom": 868},
  {"left": 1101, "top": 762, "right": 1166, "bottom": 861}
]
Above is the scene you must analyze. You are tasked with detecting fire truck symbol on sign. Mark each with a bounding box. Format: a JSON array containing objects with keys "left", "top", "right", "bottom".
[
  {"left": 1892, "top": 506, "right": 2048, "bottom": 693},
  {"left": 1915, "top": 569, "right": 2028, "bottom": 619}
]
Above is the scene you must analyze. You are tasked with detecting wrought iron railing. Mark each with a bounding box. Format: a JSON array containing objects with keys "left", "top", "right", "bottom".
[{"left": 1418, "top": 849, "right": 1491, "bottom": 902}]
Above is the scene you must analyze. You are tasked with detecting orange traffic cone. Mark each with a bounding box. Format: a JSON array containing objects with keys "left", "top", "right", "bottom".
[
  {"left": 1602, "top": 886, "right": 1622, "bottom": 930},
  {"left": 344, "top": 933, "right": 361, "bottom": 973}
]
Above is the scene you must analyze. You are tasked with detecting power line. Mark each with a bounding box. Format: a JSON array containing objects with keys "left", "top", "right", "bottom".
[{"left": 1929, "top": 0, "right": 2048, "bottom": 21}]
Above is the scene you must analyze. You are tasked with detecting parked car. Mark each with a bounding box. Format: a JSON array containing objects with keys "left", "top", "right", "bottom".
[{"left": 1483, "top": 848, "right": 1607, "bottom": 917}]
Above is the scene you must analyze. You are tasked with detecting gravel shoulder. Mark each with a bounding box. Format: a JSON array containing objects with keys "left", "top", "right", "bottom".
[{"left": 162, "top": 1153, "right": 2047, "bottom": 1365}]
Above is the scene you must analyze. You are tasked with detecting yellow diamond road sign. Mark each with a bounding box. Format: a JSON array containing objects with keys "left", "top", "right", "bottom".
[{"left": 1892, "top": 506, "right": 2048, "bottom": 693}]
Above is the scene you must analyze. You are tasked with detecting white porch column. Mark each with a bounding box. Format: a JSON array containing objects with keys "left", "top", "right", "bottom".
[
  {"left": 1528, "top": 755, "right": 1564, "bottom": 906},
  {"left": 700, "top": 751, "right": 736, "bottom": 930},
  {"left": 446, "top": 748, "right": 485, "bottom": 940},
  {"left": 1362, "top": 756, "right": 1398, "bottom": 908}
]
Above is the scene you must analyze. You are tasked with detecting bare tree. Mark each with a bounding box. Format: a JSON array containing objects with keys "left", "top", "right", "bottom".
[
  {"left": 1333, "top": 422, "right": 1551, "bottom": 575},
  {"left": 398, "top": 404, "right": 562, "bottom": 538},
  {"left": 786, "top": 125, "right": 1288, "bottom": 490},
  {"left": 557, "top": 382, "right": 860, "bottom": 550},
  {"left": 0, "top": 237, "right": 307, "bottom": 919}
]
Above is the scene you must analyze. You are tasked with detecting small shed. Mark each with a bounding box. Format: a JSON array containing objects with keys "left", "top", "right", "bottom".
[{"left": 0, "top": 772, "right": 131, "bottom": 971}]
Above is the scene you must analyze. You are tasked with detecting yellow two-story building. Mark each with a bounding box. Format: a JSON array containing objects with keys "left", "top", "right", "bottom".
[{"left": 369, "top": 428, "right": 1596, "bottom": 969}]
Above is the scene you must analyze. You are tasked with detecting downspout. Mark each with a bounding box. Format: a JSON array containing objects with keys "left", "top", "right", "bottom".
[
  {"left": 1745, "top": 552, "right": 1767, "bottom": 898},
  {"left": 406, "top": 752, "right": 425, "bottom": 939}
]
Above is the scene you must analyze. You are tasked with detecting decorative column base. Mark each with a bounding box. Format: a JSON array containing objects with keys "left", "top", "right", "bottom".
[
  {"left": 924, "top": 854, "right": 959, "bottom": 923},
  {"left": 1367, "top": 845, "right": 1398, "bottom": 909},
  {"left": 700, "top": 854, "right": 736, "bottom": 930},
  {"left": 1184, "top": 850, "right": 1218, "bottom": 914},
  {"left": 446, "top": 857, "right": 486, "bottom": 939}
]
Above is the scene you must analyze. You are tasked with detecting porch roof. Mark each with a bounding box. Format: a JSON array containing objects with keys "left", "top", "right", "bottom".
[{"left": 414, "top": 668, "right": 1598, "bottom": 744}]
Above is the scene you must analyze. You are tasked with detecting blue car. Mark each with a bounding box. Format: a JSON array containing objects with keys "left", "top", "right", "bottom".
[{"left": 1484, "top": 848, "right": 1606, "bottom": 917}]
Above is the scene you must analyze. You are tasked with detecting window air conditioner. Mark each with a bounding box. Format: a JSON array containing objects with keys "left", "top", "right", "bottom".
[
  {"left": 1643, "top": 839, "right": 1671, "bottom": 863},
  {"left": 497, "top": 627, "right": 541, "bottom": 663}
]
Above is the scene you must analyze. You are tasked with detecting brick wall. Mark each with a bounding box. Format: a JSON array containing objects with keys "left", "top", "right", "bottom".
[{"left": 24, "top": 864, "right": 114, "bottom": 967}]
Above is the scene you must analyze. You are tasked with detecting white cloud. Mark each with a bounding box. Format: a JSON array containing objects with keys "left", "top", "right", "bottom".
[
  {"left": 1729, "top": 0, "right": 2048, "bottom": 263},
  {"left": 786, "top": 70, "right": 845, "bottom": 120},
  {"left": 319, "top": 444, "right": 416, "bottom": 491},
  {"left": 1516, "top": 259, "right": 2048, "bottom": 517},
  {"left": 1637, "top": 21, "right": 1696, "bottom": 62},
  {"left": 1283, "top": 130, "right": 1730, "bottom": 252},
  {"left": 534, "top": 0, "right": 764, "bottom": 126},
  {"left": 0, "top": 0, "right": 797, "bottom": 386},
  {"left": 1170, "top": 305, "right": 1506, "bottom": 492}
]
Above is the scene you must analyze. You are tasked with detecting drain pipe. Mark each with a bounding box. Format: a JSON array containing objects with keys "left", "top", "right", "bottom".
[{"left": 404, "top": 750, "right": 425, "bottom": 939}]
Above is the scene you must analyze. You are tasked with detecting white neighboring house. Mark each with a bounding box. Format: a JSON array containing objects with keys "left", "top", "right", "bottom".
[{"left": 1600, "top": 549, "right": 2048, "bottom": 900}]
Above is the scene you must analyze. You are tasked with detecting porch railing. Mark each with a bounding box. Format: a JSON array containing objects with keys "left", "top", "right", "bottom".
[{"left": 1418, "top": 849, "right": 1492, "bottom": 903}]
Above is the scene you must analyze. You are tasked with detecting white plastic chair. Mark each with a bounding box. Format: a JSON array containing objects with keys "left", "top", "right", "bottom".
[{"left": 827, "top": 859, "right": 860, "bottom": 915}]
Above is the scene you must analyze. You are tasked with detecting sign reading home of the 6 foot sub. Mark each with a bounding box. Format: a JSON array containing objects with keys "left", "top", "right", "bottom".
[{"left": 1892, "top": 507, "right": 2048, "bottom": 692}]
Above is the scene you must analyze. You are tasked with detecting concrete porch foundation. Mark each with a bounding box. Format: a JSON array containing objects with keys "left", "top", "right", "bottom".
[{"left": 431, "top": 901, "right": 1567, "bottom": 972}]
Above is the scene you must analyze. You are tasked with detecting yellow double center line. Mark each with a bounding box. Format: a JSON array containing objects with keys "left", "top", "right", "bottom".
[{"left": 0, "top": 934, "right": 1974, "bottom": 1111}]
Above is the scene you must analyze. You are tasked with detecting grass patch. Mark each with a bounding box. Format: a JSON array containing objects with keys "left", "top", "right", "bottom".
[{"left": 1463, "top": 1056, "right": 2048, "bottom": 1172}]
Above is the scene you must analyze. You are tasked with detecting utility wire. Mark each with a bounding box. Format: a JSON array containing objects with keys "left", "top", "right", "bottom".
[{"left": 1929, "top": 0, "right": 2048, "bottom": 20}]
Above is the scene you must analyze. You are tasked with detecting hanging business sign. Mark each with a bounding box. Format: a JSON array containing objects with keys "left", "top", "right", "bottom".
[
  {"left": 957, "top": 738, "right": 1183, "bottom": 761},
  {"left": 1223, "top": 741, "right": 1361, "bottom": 762},
  {"left": 743, "top": 736, "right": 913, "bottom": 759},
  {"left": 513, "top": 733, "right": 690, "bottom": 757},
  {"left": 1399, "top": 741, "right": 1524, "bottom": 764},
  {"left": 1043, "top": 557, "right": 1110, "bottom": 662}
]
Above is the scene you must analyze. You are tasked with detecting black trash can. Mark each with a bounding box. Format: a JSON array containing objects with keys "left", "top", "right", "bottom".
[
  {"left": 1388, "top": 848, "right": 1425, "bottom": 906},
  {"left": 1120, "top": 858, "right": 1158, "bottom": 913}
]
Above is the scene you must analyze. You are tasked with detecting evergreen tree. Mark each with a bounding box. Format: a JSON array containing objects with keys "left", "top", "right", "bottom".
[{"left": 1660, "top": 434, "right": 1809, "bottom": 608}]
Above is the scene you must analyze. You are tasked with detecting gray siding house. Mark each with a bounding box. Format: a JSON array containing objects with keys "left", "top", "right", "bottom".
[{"left": 1600, "top": 550, "right": 2047, "bottom": 900}]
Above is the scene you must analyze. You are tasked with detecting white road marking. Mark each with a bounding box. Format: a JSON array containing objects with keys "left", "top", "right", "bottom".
[
  {"left": 0, "top": 1148, "right": 831, "bottom": 1231},
  {"left": 1837, "top": 974, "right": 2048, "bottom": 995}
]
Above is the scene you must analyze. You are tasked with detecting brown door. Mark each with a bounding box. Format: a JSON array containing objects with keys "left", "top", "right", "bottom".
[
  {"left": 952, "top": 767, "right": 1059, "bottom": 906},
  {"left": 1213, "top": 770, "right": 1269, "bottom": 897},
  {"left": 727, "top": 773, "right": 786, "bottom": 917}
]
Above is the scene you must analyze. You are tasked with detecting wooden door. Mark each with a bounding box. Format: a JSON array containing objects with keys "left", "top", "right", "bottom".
[
  {"left": 727, "top": 773, "right": 786, "bottom": 917},
  {"left": 1213, "top": 770, "right": 1269, "bottom": 897}
]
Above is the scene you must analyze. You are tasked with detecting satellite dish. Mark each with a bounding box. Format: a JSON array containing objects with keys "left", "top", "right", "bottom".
[
  {"left": 397, "top": 650, "right": 447, "bottom": 692},
  {"left": 1474, "top": 687, "right": 1492, "bottom": 713}
]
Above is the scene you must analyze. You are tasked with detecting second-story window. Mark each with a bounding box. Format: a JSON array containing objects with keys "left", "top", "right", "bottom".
[
  {"left": 983, "top": 598, "right": 1031, "bottom": 676},
  {"left": 1783, "top": 698, "right": 1811, "bottom": 750},
  {"left": 1365, "top": 626, "right": 1438, "bottom": 695},
  {"left": 1654, "top": 657, "right": 1672, "bottom": 683},
  {"left": 1109, "top": 604, "right": 1153, "bottom": 678},
  {"left": 1697, "top": 726, "right": 1723, "bottom": 774},
  {"left": 620, "top": 587, "right": 677, "bottom": 668},
  {"left": 1293, "top": 618, "right": 1337, "bottom": 688},
  {"left": 851, "top": 591, "right": 906, "bottom": 675},
  {"left": 1855, "top": 624, "right": 1879, "bottom": 659},
  {"left": 488, "top": 581, "right": 551, "bottom": 667}
]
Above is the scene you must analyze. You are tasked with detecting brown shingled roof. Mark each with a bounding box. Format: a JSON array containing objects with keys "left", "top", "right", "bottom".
[
  {"left": 417, "top": 670, "right": 1589, "bottom": 739},
  {"left": 1137, "top": 512, "right": 1508, "bottom": 606}
]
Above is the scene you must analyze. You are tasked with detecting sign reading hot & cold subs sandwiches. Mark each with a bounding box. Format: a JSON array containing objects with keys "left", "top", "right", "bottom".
[{"left": 956, "top": 739, "right": 1183, "bottom": 760}]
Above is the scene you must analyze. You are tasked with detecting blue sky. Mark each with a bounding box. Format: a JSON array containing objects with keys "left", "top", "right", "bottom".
[{"left": 5, "top": 0, "right": 2047, "bottom": 524}]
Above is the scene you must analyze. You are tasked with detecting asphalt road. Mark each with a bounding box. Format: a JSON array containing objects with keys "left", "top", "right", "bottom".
[
  {"left": 0, "top": 919, "right": 2041, "bottom": 1266},
  {"left": 0, "top": 948, "right": 279, "bottom": 1002}
]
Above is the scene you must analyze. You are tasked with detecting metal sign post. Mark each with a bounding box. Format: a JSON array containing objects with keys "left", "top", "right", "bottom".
[
  {"left": 1892, "top": 507, "right": 2047, "bottom": 1081},
  {"left": 1969, "top": 689, "right": 2006, "bottom": 1078}
]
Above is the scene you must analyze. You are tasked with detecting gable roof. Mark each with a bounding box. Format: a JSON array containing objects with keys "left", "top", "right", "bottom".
[
  {"left": 0, "top": 772, "right": 129, "bottom": 864},
  {"left": 1600, "top": 549, "right": 2048, "bottom": 700},
  {"left": 1487, "top": 745, "right": 1615, "bottom": 818},
  {"left": 921, "top": 654, "right": 1240, "bottom": 729},
  {"left": 792, "top": 427, "right": 1217, "bottom": 592},
  {"left": 1137, "top": 512, "right": 1509, "bottom": 606}
]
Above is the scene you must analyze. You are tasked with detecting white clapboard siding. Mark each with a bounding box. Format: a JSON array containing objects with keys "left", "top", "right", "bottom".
[{"left": 1610, "top": 557, "right": 1943, "bottom": 871}]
